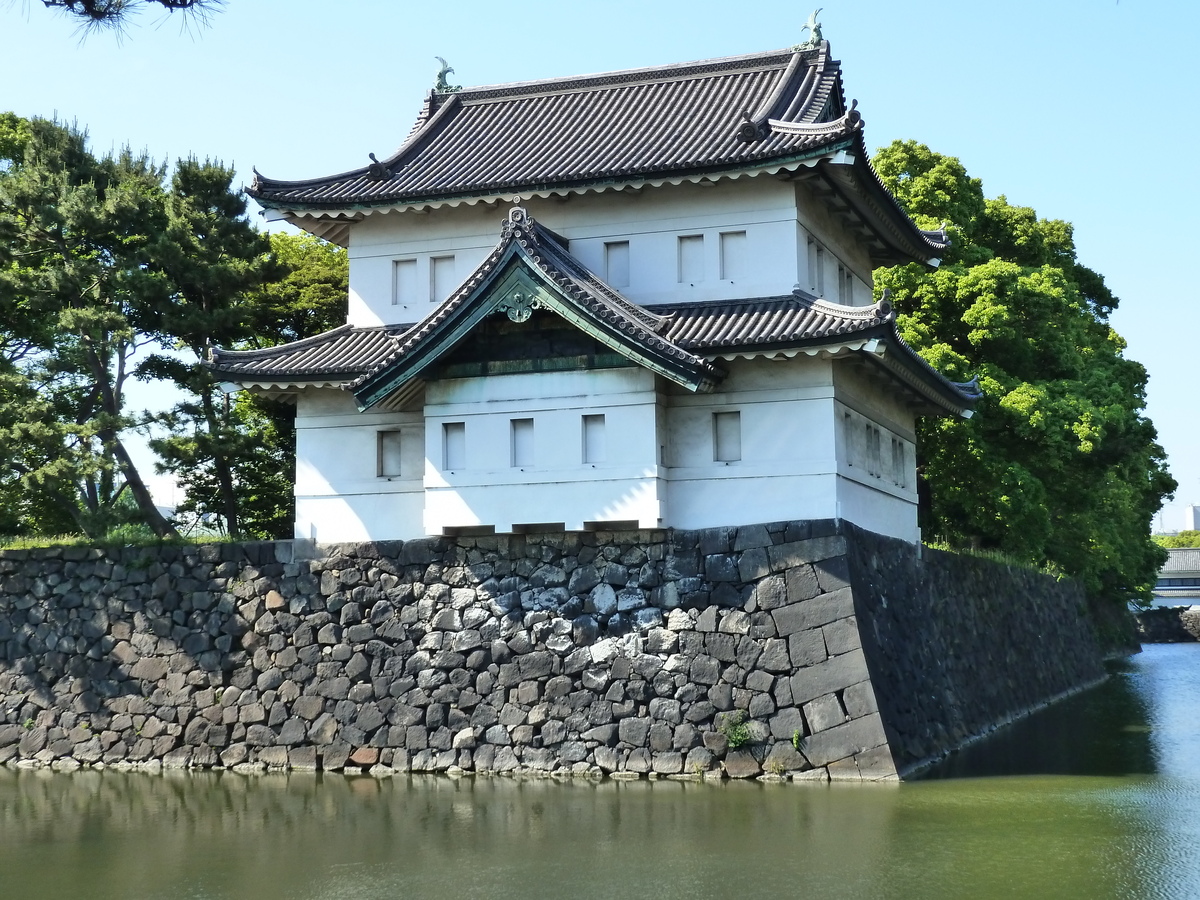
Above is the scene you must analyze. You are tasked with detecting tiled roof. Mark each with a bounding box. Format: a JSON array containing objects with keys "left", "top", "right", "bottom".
[
  {"left": 1162, "top": 548, "right": 1200, "bottom": 575},
  {"left": 249, "top": 45, "right": 853, "bottom": 209},
  {"left": 659, "top": 295, "right": 891, "bottom": 351},
  {"left": 212, "top": 208, "right": 978, "bottom": 416},
  {"left": 209, "top": 325, "right": 404, "bottom": 385}
]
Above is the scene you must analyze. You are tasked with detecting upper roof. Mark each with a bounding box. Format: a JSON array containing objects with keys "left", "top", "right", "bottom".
[
  {"left": 248, "top": 42, "right": 947, "bottom": 265},
  {"left": 211, "top": 207, "right": 979, "bottom": 417}
]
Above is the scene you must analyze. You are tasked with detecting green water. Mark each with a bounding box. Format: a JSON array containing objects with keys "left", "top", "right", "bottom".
[{"left": 2, "top": 644, "right": 1198, "bottom": 900}]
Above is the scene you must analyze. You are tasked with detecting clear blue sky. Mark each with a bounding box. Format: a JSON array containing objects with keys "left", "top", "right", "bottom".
[{"left": 3, "top": 0, "right": 1197, "bottom": 529}]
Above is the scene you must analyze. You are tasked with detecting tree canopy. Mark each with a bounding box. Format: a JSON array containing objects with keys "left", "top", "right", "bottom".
[
  {"left": 873, "top": 140, "right": 1175, "bottom": 604},
  {"left": 0, "top": 113, "right": 346, "bottom": 542},
  {"left": 36, "top": 0, "right": 221, "bottom": 29}
]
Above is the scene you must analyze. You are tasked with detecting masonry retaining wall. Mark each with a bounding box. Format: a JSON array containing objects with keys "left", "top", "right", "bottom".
[{"left": 0, "top": 520, "right": 1107, "bottom": 780}]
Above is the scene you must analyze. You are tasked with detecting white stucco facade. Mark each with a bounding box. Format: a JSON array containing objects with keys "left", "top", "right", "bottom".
[
  {"left": 231, "top": 50, "right": 974, "bottom": 549},
  {"left": 346, "top": 177, "right": 873, "bottom": 330},
  {"left": 292, "top": 348, "right": 922, "bottom": 544}
]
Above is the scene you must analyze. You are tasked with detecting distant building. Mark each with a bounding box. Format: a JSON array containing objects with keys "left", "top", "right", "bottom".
[
  {"left": 213, "top": 38, "right": 979, "bottom": 544},
  {"left": 1186, "top": 505, "right": 1200, "bottom": 532},
  {"left": 1153, "top": 548, "right": 1200, "bottom": 603}
]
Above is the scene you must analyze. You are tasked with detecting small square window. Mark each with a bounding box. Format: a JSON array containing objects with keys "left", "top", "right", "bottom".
[
  {"left": 378, "top": 431, "right": 403, "bottom": 477},
  {"left": 605, "top": 242, "right": 630, "bottom": 289},
  {"left": 430, "top": 255, "right": 456, "bottom": 303},
  {"left": 511, "top": 418, "right": 534, "bottom": 467},
  {"left": 678, "top": 234, "right": 704, "bottom": 284},
  {"left": 582, "top": 414, "right": 606, "bottom": 463},
  {"left": 713, "top": 411, "right": 741, "bottom": 462},
  {"left": 719, "top": 231, "right": 747, "bottom": 281},
  {"left": 443, "top": 422, "right": 466, "bottom": 470},
  {"left": 392, "top": 259, "right": 417, "bottom": 306}
]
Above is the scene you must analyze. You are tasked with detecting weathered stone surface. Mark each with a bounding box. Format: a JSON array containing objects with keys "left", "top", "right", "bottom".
[
  {"left": 790, "top": 650, "right": 869, "bottom": 706},
  {"left": 723, "top": 750, "right": 761, "bottom": 779},
  {"left": 0, "top": 520, "right": 1106, "bottom": 782},
  {"left": 799, "top": 713, "right": 887, "bottom": 767}
]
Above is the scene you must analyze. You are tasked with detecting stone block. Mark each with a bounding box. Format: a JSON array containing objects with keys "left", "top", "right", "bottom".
[
  {"left": 802, "top": 693, "right": 847, "bottom": 734},
  {"left": 842, "top": 681, "right": 879, "bottom": 718},
  {"left": 799, "top": 713, "right": 887, "bottom": 767},
  {"left": 768, "top": 535, "right": 847, "bottom": 571},
  {"left": 752, "top": 574, "right": 788, "bottom": 611},
  {"left": 759, "top": 638, "right": 791, "bottom": 672},
  {"left": 822, "top": 617, "right": 861, "bottom": 656},
  {"left": 772, "top": 588, "right": 854, "bottom": 637},
  {"left": 854, "top": 744, "right": 898, "bottom": 781},
  {"left": 723, "top": 750, "right": 761, "bottom": 779},
  {"left": 737, "top": 548, "right": 770, "bottom": 582},
  {"left": 790, "top": 649, "right": 868, "bottom": 706},
  {"left": 788, "top": 630, "right": 827, "bottom": 668}
]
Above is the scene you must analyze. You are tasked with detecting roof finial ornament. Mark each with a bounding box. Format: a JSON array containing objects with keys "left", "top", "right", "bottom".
[
  {"left": 508, "top": 205, "right": 530, "bottom": 226},
  {"left": 737, "top": 109, "right": 764, "bottom": 143},
  {"left": 435, "top": 56, "right": 462, "bottom": 93},
  {"left": 846, "top": 98, "right": 861, "bottom": 127},
  {"left": 794, "top": 8, "right": 824, "bottom": 50},
  {"left": 366, "top": 152, "right": 389, "bottom": 181}
]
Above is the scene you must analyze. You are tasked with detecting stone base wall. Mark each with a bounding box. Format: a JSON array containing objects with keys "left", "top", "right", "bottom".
[
  {"left": 0, "top": 521, "right": 1107, "bottom": 781},
  {"left": 844, "top": 525, "right": 1107, "bottom": 774},
  {"left": 1136, "top": 606, "right": 1200, "bottom": 643}
]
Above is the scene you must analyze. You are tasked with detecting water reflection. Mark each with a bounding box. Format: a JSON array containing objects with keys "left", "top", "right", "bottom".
[{"left": 1, "top": 645, "right": 1198, "bottom": 900}]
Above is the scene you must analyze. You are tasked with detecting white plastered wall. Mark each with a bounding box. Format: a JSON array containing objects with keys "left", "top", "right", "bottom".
[
  {"left": 293, "top": 386, "right": 425, "bottom": 542},
  {"left": 345, "top": 176, "right": 840, "bottom": 328},
  {"left": 664, "top": 356, "right": 840, "bottom": 530},
  {"left": 832, "top": 362, "right": 921, "bottom": 542},
  {"left": 423, "top": 367, "right": 665, "bottom": 534}
]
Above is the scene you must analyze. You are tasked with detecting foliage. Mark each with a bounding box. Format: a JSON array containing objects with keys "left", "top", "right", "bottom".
[
  {"left": 138, "top": 157, "right": 280, "bottom": 538},
  {"left": 35, "top": 0, "right": 222, "bottom": 30},
  {"left": 0, "top": 115, "right": 177, "bottom": 538},
  {"left": 873, "top": 140, "right": 1175, "bottom": 604},
  {"left": 1153, "top": 531, "right": 1200, "bottom": 549},
  {"left": 717, "top": 710, "right": 751, "bottom": 749},
  {"left": 148, "top": 231, "right": 346, "bottom": 539},
  {"left": 1, "top": 109, "right": 349, "bottom": 542}
]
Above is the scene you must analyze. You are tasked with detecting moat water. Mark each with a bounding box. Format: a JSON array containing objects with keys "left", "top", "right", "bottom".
[{"left": 2, "top": 643, "right": 1198, "bottom": 900}]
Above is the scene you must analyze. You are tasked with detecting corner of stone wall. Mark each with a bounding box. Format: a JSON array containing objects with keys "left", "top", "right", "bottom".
[{"left": 841, "top": 523, "right": 1108, "bottom": 777}]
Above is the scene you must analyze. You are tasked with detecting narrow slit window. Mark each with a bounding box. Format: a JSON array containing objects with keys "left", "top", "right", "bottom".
[
  {"left": 891, "top": 438, "right": 906, "bottom": 487},
  {"left": 511, "top": 418, "right": 534, "bottom": 467},
  {"left": 582, "top": 414, "right": 606, "bottom": 463},
  {"left": 605, "top": 241, "right": 630, "bottom": 288},
  {"left": 719, "top": 231, "right": 747, "bottom": 281},
  {"left": 713, "top": 411, "right": 741, "bottom": 462},
  {"left": 443, "top": 422, "right": 466, "bottom": 470},
  {"left": 807, "top": 238, "right": 820, "bottom": 294},
  {"left": 378, "top": 431, "right": 403, "bottom": 477},
  {"left": 678, "top": 234, "right": 704, "bottom": 284},
  {"left": 430, "top": 255, "right": 456, "bottom": 303},
  {"left": 392, "top": 259, "right": 417, "bottom": 306}
]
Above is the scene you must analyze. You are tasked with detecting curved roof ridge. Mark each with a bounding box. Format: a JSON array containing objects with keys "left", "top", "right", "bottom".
[
  {"left": 445, "top": 47, "right": 802, "bottom": 101},
  {"left": 210, "top": 323, "right": 355, "bottom": 361}
]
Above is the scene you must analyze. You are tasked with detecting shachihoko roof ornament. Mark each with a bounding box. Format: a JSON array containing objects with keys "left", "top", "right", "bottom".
[
  {"left": 434, "top": 56, "right": 461, "bottom": 94},
  {"left": 794, "top": 9, "right": 824, "bottom": 51}
]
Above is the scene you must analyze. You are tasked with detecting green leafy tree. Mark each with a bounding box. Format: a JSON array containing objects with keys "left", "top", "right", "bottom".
[
  {"left": 0, "top": 114, "right": 177, "bottom": 538},
  {"left": 139, "top": 158, "right": 279, "bottom": 538},
  {"left": 1154, "top": 531, "right": 1200, "bottom": 549},
  {"left": 150, "top": 230, "right": 347, "bottom": 539},
  {"left": 873, "top": 141, "right": 1174, "bottom": 603}
]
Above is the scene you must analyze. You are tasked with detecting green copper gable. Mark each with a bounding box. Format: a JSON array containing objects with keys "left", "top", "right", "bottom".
[{"left": 351, "top": 212, "right": 722, "bottom": 410}]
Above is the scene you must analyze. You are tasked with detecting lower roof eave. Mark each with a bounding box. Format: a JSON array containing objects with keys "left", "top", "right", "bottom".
[{"left": 259, "top": 146, "right": 856, "bottom": 236}]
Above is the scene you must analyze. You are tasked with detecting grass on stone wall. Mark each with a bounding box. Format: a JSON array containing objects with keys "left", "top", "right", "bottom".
[
  {"left": 0, "top": 526, "right": 236, "bottom": 551},
  {"left": 922, "top": 540, "right": 1067, "bottom": 581}
]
